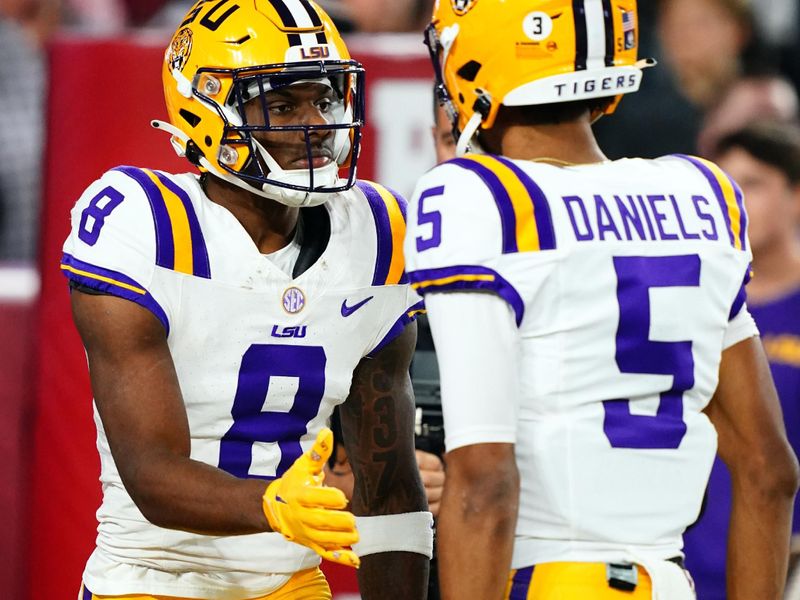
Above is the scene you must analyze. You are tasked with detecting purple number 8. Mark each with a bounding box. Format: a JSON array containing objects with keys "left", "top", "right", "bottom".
[
  {"left": 219, "top": 344, "right": 327, "bottom": 479},
  {"left": 603, "top": 255, "right": 700, "bottom": 449},
  {"left": 416, "top": 185, "right": 444, "bottom": 252},
  {"left": 78, "top": 186, "right": 125, "bottom": 246}
]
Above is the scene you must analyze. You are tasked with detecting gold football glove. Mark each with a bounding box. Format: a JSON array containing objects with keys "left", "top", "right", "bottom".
[{"left": 262, "top": 428, "right": 360, "bottom": 567}]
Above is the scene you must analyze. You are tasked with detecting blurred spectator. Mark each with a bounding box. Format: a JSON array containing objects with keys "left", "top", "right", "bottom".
[
  {"left": 593, "top": 0, "right": 700, "bottom": 158},
  {"left": 698, "top": 75, "right": 798, "bottom": 156},
  {"left": 751, "top": 0, "right": 798, "bottom": 48},
  {"left": 316, "top": 0, "right": 432, "bottom": 32},
  {"left": 683, "top": 121, "right": 800, "bottom": 600},
  {"left": 658, "top": 0, "right": 761, "bottom": 110},
  {"left": 0, "top": 1, "right": 51, "bottom": 261},
  {"left": 596, "top": 0, "right": 790, "bottom": 160}
]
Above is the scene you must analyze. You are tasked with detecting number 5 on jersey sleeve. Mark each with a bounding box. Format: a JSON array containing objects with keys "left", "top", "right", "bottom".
[
  {"left": 603, "top": 255, "right": 701, "bottom": 450},
  {"left": 416, "top": 186, "right": 444, "bottom": 252}
]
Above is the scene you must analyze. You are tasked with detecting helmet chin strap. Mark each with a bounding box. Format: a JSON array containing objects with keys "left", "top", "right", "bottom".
[{"left": 456, "top": 112, "right": 484, "bottom": 157}]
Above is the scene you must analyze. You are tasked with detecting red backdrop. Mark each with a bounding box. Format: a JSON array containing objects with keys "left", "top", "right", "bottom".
[{"left": 24, "top": 33, "right": 432, "bottom": 599}]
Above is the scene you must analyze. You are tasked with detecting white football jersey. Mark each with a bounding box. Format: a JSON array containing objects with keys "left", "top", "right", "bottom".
[
  {"left": 404, "top": 154, "right": 756, "bottom": 567},
  {"left": 62, "top": 167, "right": 420, "bottom": 599}
]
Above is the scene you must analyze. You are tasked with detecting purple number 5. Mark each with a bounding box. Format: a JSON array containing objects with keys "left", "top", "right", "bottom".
[
  {"left": 416, "top": 185, "right": 444, "bottom": 252},
  {"left": 219, "top": 344, "right": 327, "bottom": 479},
  {"left": 603, "top": 255, "right": 701, "bottom": 449}
]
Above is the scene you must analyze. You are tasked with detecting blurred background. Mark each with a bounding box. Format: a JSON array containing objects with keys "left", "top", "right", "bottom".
[{"left": 2, "top": 0, "right": 800, "bottom": 598}]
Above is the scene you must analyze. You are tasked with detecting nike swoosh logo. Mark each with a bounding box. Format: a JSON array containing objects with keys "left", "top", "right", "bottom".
[{"left": 341, "top": 296, "right": 374, "bottom": 317}]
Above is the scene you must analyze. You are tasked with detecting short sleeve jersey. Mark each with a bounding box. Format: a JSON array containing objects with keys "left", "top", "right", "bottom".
[
  {"left": 404, "top": 153, "right": 755, "bottom": 566},
  {"left": 62, "top": 167, "right": 421, "bottom": 598}
]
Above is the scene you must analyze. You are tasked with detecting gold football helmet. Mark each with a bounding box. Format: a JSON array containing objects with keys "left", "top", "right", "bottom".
[
  {"left": 426, "top": 0, "right": 654, "bottom": 155},
  {"left": 155, "top": 0, "right": 364, "bottom": 207}
]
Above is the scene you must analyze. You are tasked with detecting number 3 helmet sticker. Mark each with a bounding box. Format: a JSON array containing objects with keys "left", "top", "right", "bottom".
[{"left": 523, "top": 12, "right": 553, "bottom": 42}]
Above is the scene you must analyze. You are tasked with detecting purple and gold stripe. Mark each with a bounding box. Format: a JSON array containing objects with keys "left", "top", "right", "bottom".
[
  {"left": 61, "top": 253, "right": 170, "bottom": 334},
  {"left": 357, "top": 181, "right": 409, "bottom": 286},
  {"left": 408, "top": 265, "right": 525, "bottom": 326},
  {"left": 674, "top": 155, "right": 747, "bottom": 251},
  {"left": 114, "top": 166, "right": 211, "bottom": 278},
  {"left": 449, "top": 155, "right": 557, "bottom": 254},
  {"left": 154, "top": 171, "right": 211, "bottom": 278},
  {"left": 506, "top": 565, "right": 535, "bottom": 600},
  {"left": 367, "top": 300, "right": 426, "bottom": 358}
]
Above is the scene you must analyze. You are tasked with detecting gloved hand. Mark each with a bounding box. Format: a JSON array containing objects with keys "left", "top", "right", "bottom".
[{"left": 262, "top": 428, "right": 360, "bottom": 567}]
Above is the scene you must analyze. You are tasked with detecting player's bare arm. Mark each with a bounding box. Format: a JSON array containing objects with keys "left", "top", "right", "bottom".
[
  {"left": 706, "top": 335, "right": 799, "bottom": 600},
  {"left": 339, "top": 321, "right": 431, "bottom": 598},
  {"left": 72, "top": 288, "right": 357, "bottom": 564},
  {"left": 71, "top": 291, "right": 270, "bottom": 535},
  {"left": 438, "top": 443, "right": 519, "bottom": 600}
]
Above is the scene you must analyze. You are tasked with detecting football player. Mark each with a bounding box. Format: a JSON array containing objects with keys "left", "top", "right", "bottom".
[
  {"left": 62, "top": 1, "right": 431, "bottom": 599},
  {"left": 404, "top": 1, "right": 799, "bottom": 599}
]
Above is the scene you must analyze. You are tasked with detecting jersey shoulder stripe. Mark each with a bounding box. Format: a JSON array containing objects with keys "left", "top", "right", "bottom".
[
  {"left": 113, "top": 166, "right": 211, "bottom": 278},
  {"left": 355, "top": 180, "right": 408, "bottom": 286},
  {"left": 671, "top": 154, "right": 747, "bottom": 251},
  {"left": 407, "top": 264, "right": 524, "bottom": 326},
  {"left": 61, "top": 252, "right": 170, "bottom": 333},
  {"left": 366, "top": 300, "right": 426, "bottom": 358},
  {"left": 446, "top": 154, "right": 557, "bottom": 254}
]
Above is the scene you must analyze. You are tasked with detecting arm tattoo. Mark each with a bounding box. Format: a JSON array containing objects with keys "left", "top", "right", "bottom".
[{"left": 340, "top": 324, "right": 426, "bottom": 515}]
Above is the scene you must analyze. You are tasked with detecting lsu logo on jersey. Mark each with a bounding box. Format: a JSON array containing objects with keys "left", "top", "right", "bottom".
[{"left": 452, "top": 0, "right": 478, "bottom": 16}]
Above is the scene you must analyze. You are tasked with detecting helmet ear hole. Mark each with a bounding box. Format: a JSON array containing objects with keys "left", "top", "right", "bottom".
[
  {"left": 180, "top": 109, "right": 201, "bottom": 128},
  {"left": 456, "top": 61, "right": 482, "bottom": 82}
]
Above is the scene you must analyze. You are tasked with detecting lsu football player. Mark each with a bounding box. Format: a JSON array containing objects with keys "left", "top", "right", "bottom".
[
  {"left": 403, "top": 1, "right": 799, "bottom": 599},
  {"left": 62, "top": 1, "right": 433, "bottom": 599}
]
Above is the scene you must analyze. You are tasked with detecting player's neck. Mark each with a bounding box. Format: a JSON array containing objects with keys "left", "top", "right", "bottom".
[
  {"left": 484, "top": 119, "right": 607, "bottom": 165},
  {"left": 748, "top": 237, "right": 800, "bottom": 304},
  {"left": 202, "top": 174, "right": 300, "bottom": 254}
]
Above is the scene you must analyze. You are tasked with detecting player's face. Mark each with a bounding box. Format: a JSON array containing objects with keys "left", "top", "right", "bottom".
[
  {"left": 432, "top": 103, "right": 456, "bottom": 164},
  {"left": 718, "top": 147, "right": 800, "bottom": 255},
  {"left": 243, "top": 82, "right": 338, "bottom": 171}
]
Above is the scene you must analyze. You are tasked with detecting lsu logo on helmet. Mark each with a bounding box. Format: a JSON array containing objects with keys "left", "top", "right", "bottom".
[
  {"left": 166, "top": 27, "right": 193, "bottom": 72},
  {"left": 451, "top": 0, "right": 478, "bottom": 15}
]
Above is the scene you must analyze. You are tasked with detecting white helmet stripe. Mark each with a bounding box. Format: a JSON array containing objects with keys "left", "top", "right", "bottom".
[
  {"left": 584, "top": 0, "right": 608, "bottom": 70},
  {"left": 281, "top": 0, "right": 316, "bottom": 27}
]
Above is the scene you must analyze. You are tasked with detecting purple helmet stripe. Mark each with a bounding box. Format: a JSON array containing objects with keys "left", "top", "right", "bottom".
[
  {"left": 408, "top": 265, "right": 525, "bottom": 326},
  {"left": 267, "top": 0, "right": 302, "bottom": 46},
  {"left": 113, "top": 166, "right": 175, "bottom": 270},
  {"left": 153, "top": 171, "right": 212, "bottom": 279},
  {"left": 61, "top": 253, "right": 170, "bottom": 334},
  {"left": 493, "top": 155, "right": 558, "bottom": 251},
  {"left": 602, "top": 0, "right": 615, "bottom": 67},
  {"left": 448, "top": 158, "right": 518, "bottom": 254},
  {"left": 573, "top": 0, "right": 588, "bottom": 71}
]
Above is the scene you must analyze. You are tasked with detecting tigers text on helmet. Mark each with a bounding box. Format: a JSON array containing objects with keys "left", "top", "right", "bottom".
[
  {"left": 426, "top": 0, "right": 655, "bottom": 155},
  {"left": 155, "top": 0, "right": 365, "bottom": 207}
]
